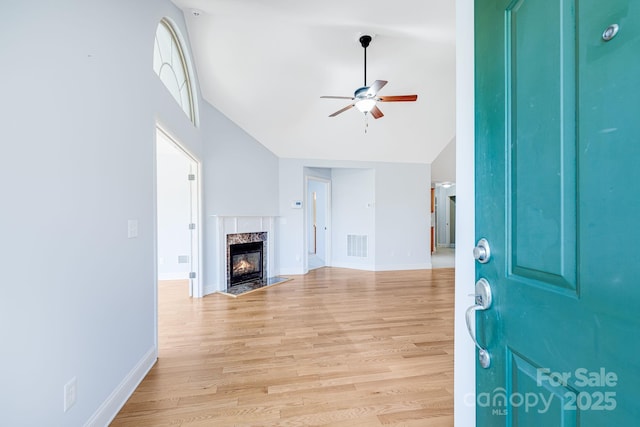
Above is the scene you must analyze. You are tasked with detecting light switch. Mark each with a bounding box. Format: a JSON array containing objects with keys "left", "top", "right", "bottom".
[{"left": 127, "top": 219, "right": 138, "bottom": 238}]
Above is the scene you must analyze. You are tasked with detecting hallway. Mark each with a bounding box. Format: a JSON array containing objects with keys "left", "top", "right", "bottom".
[{"left": 431, "top": 247, "right": 455, "bottom": 269}]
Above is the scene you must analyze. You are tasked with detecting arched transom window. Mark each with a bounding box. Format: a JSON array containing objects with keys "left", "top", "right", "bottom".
[{"left": 153, "top": 19, "right": 196, "bottom": 125}]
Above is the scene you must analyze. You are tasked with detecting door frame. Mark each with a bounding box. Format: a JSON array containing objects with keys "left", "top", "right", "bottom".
[
  {"left": 155, "top": 125, "right": 203, "bottom": 298},
  {"left": 454, "top": 0, "right": 477, "bottom": 426},
  {"left": 304, "top": 175, "right": 332, "bottom": 272},
  {"left": 434, "top": 183, "right": 457, "bottom": 249}
]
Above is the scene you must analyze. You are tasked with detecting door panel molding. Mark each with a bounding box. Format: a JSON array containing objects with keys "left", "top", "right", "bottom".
[
  {"left": 506, "top": 0, "right": 578, "bottom": 292},
  {"left": 508, "top": 350, "right": 578, "bottom": 425}
]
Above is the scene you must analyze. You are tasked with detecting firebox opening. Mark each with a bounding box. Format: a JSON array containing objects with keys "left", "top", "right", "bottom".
[{"left": 229, "top": 241, "right": 264, "bottom": 286}]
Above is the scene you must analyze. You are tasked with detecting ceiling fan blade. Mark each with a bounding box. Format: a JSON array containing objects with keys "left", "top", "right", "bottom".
[
  {"left": 370, "top": 105, "right": 384, "bottom": 119},
  {"left": 378, "top": 94, "right": 418, "bottom": 102},
  {"left": 367, "top": 80, "right": 388, "bottom": 96},
  {"left": 321, "top": 96, "right": 355, "bottom": 100},
  {"left": 328, "top": 104, "right": 355, "bottom": 117}
]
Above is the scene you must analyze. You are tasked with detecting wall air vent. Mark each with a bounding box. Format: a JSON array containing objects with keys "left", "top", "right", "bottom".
[{"left": 347, "top": 234, "right": 368, "bottom": 258}]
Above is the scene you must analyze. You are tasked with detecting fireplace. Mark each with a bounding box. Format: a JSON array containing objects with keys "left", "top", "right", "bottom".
[
  {"left": 226, "top": 231, "right": 268, "bottom": 288},
  {"left": 229, "top": 241, "right": 263, "bottom": 285}
]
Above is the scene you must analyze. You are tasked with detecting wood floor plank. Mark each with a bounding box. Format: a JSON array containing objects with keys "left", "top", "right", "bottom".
[{"left": 111, "top": 267, "right": 454, "bottom": 426}]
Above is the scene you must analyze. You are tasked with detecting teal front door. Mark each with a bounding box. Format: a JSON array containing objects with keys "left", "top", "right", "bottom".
[{"left": 474, "top": 0, "right": 640, "bottom": 425}]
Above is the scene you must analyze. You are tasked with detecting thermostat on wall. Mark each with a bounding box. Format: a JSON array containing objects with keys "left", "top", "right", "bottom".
[{"left": 292, "top": 200, "right": 303, "bottom": 209}]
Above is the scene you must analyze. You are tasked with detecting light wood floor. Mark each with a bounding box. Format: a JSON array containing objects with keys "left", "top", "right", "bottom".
[{"left": 112, "top": 267, "right": 454, "bottom": 426}]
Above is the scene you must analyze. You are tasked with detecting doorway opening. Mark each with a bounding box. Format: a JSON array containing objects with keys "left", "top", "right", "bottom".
[
  {"left": 432, "top": 182, "right": 456, "bottom": 268},
  {"left": 155, "top": 127, "right": 201, "bottom": 297},
  {"left": 306, "top": 176, "right": 331, "bottom": 270}
]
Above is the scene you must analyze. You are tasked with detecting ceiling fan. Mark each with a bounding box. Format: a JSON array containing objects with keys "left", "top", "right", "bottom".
[{"left": 321, "top": 34, "right": 418, "bottom": 119}]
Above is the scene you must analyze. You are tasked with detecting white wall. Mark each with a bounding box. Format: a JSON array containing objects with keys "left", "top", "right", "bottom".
[
  {"left": 279, "top": 159, "right": 431, "bottom": 275},
  {"left": 432, "top": 137, "right": 457, "bottom": 183},
  {"left": 305, "top": 167, "right": 332, "bottom": 181},
  {"left": 330, "top": 168, "right": 376, "bottom": 270},
  {"left": 0, "top": 1, "right": 281, "bottom": 424},
  {"left": 374, "top": 163, "right": 431, "bottom": 271},
  {"left": 201, "top": 102, "right": 279, "bottom": 217},
  {"left": 454, "top": 0, "right": 476, "bottom": 425},
  {"left": 0, "top": 2, "right": 194, "bottom": 425}
]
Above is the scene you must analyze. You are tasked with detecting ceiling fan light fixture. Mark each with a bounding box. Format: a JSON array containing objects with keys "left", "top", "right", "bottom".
[
  {"left": 355, "top": 98, "right": 376, "bottom": 113},
  {"left": 321, "top": 34, "right": 417, "bottom": 121}
]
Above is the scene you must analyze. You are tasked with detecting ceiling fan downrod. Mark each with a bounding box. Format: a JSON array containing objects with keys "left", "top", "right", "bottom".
[{"left": 359, "top": 35, "right": 372, "bottom": 87}]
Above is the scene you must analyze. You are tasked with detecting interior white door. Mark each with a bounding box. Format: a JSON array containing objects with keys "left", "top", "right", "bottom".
[{"left": 156, "top": 128, "right": 201, "bottom": 297}]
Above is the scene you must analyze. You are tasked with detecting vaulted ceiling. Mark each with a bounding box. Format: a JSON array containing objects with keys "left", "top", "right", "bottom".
[{"left": 171, "top": 0, "right": 456, "bottom": 164}]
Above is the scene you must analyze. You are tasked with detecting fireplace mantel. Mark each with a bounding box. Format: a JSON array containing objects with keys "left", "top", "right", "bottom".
[{"left": 210, "top": 216, "right": 278, "bottom": 292}]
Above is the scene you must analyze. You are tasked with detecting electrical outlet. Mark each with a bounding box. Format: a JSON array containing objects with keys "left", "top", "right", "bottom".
[{"left": 64, "top": 377, "right": 77, "bottom": 412}]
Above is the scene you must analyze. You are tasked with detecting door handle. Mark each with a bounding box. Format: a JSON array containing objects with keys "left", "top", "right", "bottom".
[
  {"left": 473, "top": 238, "right": 491, "bottom": 263},
  {"left": 465, "top": 278, "right": 492, "bottom": 368}
]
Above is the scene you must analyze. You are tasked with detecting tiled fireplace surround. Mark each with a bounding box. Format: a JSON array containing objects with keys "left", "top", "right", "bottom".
[
  {"left": 226, "top": 231, "right": 267, "bottom": 286},
  {"left": 213, "top": 216, "right": 277, "bottom": 291}
]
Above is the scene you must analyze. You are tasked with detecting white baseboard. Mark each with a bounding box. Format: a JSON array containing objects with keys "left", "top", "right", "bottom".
[
  {"left": 329, "top": 262, "right": 432, "bottom": 272},
  {"left": 84, "top": 346, "right": 157, "bottom": 427},
  {"left": 279, "top": 267, "right": 306, "bottom": 275},
  {"left": 157, "top": 272, "right": 189, "bottom": 281},
  {"left": 329, "top": 261, "right": 376, "bottom": 271},
  {"left": 374, "top": 263, "right": 432, "bottom": 271},
  {"left": 203, "top": 283, "right": 220, "bottom": 296}
]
